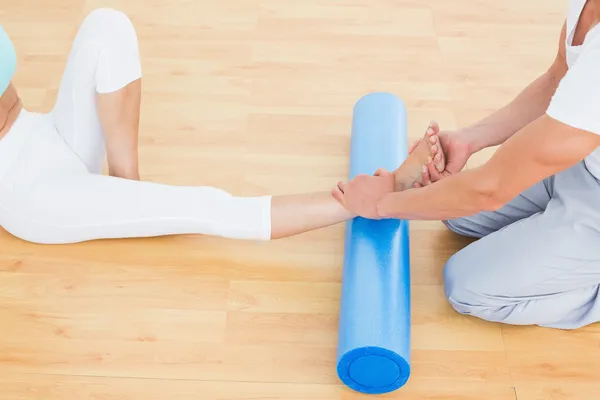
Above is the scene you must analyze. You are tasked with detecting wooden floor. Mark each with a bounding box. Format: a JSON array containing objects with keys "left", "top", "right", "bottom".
[{"left": 1, "top": 0, "right": 598, "bottom": 399}]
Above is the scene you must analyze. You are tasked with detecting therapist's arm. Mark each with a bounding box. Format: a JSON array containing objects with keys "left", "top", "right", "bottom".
[{"left": 336, "top": 114, "right": 600, "bottom": 221}]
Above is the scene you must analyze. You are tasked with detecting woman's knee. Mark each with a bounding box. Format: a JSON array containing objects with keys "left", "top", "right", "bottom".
[
  {"left": 84, "top": 8, "right": 134, "bottom": 29},
  {"left": 80, "top": 8, "right": 138, "bottom": 44},
  {"left": 79, "top": 8, "right": 142, "bottom": 92}
]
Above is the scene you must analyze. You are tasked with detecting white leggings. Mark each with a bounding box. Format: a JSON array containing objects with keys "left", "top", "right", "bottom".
[{"left": 0, "top": 9, "right": 272, "bottom": 244}]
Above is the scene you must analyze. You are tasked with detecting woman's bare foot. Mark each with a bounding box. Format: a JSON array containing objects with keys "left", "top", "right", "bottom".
[{"left": 393, "top": 121, "right": 446, "bottom": 191}]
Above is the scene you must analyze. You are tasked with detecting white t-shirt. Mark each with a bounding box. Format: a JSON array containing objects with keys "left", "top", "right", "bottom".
[{"left": 546, "top": 0, "right": 600, "bottom": 178}]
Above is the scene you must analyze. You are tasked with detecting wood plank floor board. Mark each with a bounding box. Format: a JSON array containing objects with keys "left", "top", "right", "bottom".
[{"left": 1, "top": 0, "right": 593, "bottom": 399}]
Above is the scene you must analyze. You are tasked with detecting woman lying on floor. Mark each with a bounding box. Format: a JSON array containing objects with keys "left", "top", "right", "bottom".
[{"left": 0, "top": 8, "right": 444, "bottom": 245}]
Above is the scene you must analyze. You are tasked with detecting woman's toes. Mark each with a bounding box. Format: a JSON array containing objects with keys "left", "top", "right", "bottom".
[{"left": 430, "top": 120, "right": 440, "bottom": 134}]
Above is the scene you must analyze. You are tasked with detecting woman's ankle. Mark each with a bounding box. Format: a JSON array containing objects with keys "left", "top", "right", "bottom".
[{"left": 109, "top": 167, "right": 140, "bottom": 180}]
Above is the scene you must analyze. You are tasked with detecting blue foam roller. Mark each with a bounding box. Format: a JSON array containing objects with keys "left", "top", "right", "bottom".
[{"left": 336, "top": 92, "right": 411, "bottom": 395}]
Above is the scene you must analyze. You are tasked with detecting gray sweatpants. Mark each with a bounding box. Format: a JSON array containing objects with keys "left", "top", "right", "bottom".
[{"left": 443, "top": 161, "right": 600, "bottom": 329}]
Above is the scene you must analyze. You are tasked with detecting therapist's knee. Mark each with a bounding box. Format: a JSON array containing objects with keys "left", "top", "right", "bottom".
[
  {"left": 442, "top": 250, "right": 494, "bottom": 318},
  {"left": 442, "top": 219, "right": 463, "bottom": 234}
]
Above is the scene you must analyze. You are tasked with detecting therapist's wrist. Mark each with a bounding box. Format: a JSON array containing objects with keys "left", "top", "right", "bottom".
[
  {"left": 455, "top": 127, "right": 484, "bottom": 155},
  {"left": 376, "top": 192, "right": 396, "bottom": 219}
]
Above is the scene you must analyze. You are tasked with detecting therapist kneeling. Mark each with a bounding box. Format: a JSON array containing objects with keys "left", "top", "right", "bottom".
[{"left": 334, "top": 0, "right": 600, "bottom": 330}]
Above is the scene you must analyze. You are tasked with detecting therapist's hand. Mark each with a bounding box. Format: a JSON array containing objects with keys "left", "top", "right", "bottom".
[
  {"left": 332, "top": 168, "right": 395, "bottom": 219},
  {"left": 409, "top": 122, "right": 472, "bottom": 187}
]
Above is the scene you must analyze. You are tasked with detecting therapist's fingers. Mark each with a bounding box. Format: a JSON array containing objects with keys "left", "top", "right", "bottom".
[
  {"left": 425, "top": 159, "right": 441, "bottom": 182},
  {"left": 420, "top": 165, "right": 432, "bottom": 186},
  {"left": 374, "top": 168, "right": 392, "bottom": 177},
  {"left": 332, "top": 184, "right": 346, "bottom": 205},
  {"left": 332, "top": 186, "right": 343, "bottom": 201}
]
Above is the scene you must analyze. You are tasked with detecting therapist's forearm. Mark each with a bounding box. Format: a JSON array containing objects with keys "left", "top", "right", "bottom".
[
  {"left": 463, "top": 67, "right": 566, "bottom": 153},
  {"left": 376, "top": 168, "right": 497, "bottom": 220}
]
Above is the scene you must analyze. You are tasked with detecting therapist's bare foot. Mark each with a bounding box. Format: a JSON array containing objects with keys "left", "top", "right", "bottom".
[{"left": 393, "top": 121, "right": 445, "bottom": 191}]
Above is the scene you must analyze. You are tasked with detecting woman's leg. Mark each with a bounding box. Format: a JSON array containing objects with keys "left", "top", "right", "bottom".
[
  {"left": 97, "top": 80, "right": 141, "bottom": 180},
  {"left": 1, "top": 112, "right": 351, "bottom": 244},
  {"left": 49, "top": 8, "right": 142, "bottom": 179},
  {"left": 1, "top": 168, "right": 350, "bottom": 244},
  {"left": 270, "top": 192, "right": 353, "bottom": 239}
]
